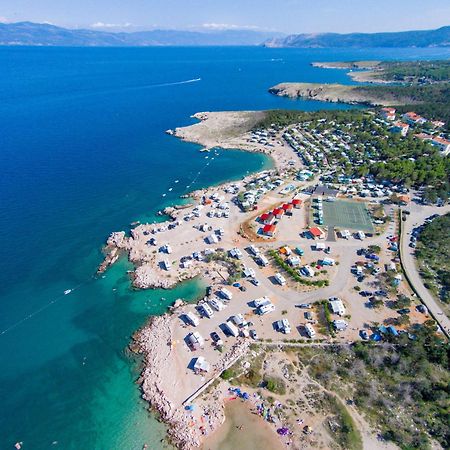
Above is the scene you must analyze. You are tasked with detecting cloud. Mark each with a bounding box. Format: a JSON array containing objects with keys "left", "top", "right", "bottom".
[
  {"left": 201, "top": 23, "right": 261, "bottom": 31},
  {"left": 0, "top": 17, "right": 9, "bottom": 23},
  {"left": 91, "top": 21, "right": 133, "bottom": 29}
]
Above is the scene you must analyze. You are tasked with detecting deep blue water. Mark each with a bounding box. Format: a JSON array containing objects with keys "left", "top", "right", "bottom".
[{"left": 1, "top": 46, "right": 449, "bottom": 450}]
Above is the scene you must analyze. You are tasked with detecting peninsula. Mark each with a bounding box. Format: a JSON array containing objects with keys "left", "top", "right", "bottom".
[{"left": 99, "top": 61, "right": 450, "bottom": 450}]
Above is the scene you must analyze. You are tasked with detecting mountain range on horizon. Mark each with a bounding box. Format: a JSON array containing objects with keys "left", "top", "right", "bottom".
[
  {"left": 0, "top": 21, "right": 283, "bottom": 46},
  {"left": 265, "top": 26, "right": 450, "bottom": 48},
  {"left": 0, "top": 21, "right": 449, "bottom": 47}
]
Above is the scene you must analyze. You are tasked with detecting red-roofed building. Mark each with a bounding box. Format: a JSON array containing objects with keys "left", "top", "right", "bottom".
[
  {"left": 262, "top": 224, "right": 277, "bottom": 237},
  {"left": 309, "top": 227, "right": 325, "bottom": 240},
  {"left": 415, "top": 132, "right": 432, "bottom": 141},
  {"left": 260, "top": 213, "right": 274, "bottom": 224},
  {"left": 390, "top": 121, "right": 409, "bottom": 137},
  {"left": 273, "top": 208, "right": 285, "bottom": 219},
  {"left": 431, "top": 136, "right": 450, "bottom": 156},
  {"left": 431, "top": 120, "right": 445, "bottom": 129},
  {"left": 292, "top": 199, "right": 303, "bottom": 209},
  {"left": 402, "top": 112, "right": 427, "bottom": 125},
  {"left": 380, "top": 107, "right": 396, "bottom": 121},
  {"left": 282, "top": 203, "right": 294, "bottom": 215}
]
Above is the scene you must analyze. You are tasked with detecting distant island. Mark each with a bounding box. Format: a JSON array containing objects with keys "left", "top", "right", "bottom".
[
  {"left": 0, "top": 21, "right": 283, "bottom": 47},
  {"left": 264, "top": 25, "right": 450, "bottom": 48}
]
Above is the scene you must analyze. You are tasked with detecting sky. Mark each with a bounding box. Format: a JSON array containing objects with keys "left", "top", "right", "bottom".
[{"left": 1, "top": 0, "right": 450, "bottom": 34}]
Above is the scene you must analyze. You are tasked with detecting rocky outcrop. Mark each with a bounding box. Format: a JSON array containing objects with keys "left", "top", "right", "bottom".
[
  {"left": 269, "top": 82, "right": 414, "bottom": 106},
  {"left": 133, "top": 314, "right": 250, "bottom": 449}
]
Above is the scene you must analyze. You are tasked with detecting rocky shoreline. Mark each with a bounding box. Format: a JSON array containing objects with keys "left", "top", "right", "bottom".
[
  {"left": 132, "top": 307, "right": 251, "bottom": 449},
  {"left": 269, "top": 82, "right": 414, "bottom": 106},
  {"left": 96, "top": 109, "right": 300, "bottom": 449}
]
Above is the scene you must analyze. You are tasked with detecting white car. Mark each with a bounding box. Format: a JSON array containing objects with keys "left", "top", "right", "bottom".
[{"left": 250, "top": 278, "right": 260, "bottom": 286}]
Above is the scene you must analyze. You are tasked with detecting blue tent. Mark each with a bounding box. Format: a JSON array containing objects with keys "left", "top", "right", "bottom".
[{"left": 388, "top": 325, "right": 399, "bottom": 336}]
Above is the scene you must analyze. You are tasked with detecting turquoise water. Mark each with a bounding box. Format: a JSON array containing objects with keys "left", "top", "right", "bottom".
[{"left": 1, "top": 46, "right": 450, "bottom": 449}]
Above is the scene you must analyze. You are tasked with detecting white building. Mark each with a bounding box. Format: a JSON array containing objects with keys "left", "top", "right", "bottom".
[
  {"left": 276, "top": 319, "right": 291, "bottom": 334},
  {"left": 206, "top": 234, "right": 219, "bottom": 244},
  {"left": 333, "top": 319, "right": 348, "bottom": 331},
  {"left": 185, "top": 311, "right": 199, "bottom": 327},
  {"left": 329, "top": 299, "right": 346, "bottom": 316},
  {"left": 219, "top": 288, "right": 233, "bottom": 300},
  {"left": 275, "top": 273, "right": 286, "bottom": 286},
  {"left": 193, "top": 356, "right": 210, "bottom": 373},
  {"left": 305, "top": 323, "right": 316, "bottom": 338},
  {"left": 200, "top": 303, "right": 214, "bottom": 318},
  {"left": 208, "top": 297, "right": 225, "bottom": 311}
]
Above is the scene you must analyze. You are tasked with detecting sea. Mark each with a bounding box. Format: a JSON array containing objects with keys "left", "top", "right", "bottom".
[{"left": 1, "top": 45, "right": 449, "bottom": 450}]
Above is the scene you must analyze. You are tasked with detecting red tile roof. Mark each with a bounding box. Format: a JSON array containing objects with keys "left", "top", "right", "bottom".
[
  {"left": 263, "top": 224, "right": 276, "bottom": 234},
  {"left": 309, "top": 227, "right": 324, "bottom": 237},
  {"left": 260, "top": 213, "right": 272, "bottom": 221}
]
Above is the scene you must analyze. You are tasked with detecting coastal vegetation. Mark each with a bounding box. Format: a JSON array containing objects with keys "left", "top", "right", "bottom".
[
  {"left": 296, "top": 322, "right": 450, "bottom": 449},
  {"left": 377, "top": 60, "right": 450, "bottom": 83},
  {"left": 415, "top": 213, "right": 450, "bottom": 306},
  {"left": 324, "top": 394, "right": 363, "bottom": 450},
  {"left": 256, "top": 109, "right": 450, "bottom": 200},
  {"left": 268, "top": 249, "right": 329, "bottom": 287},
  {"left": 204, "top": 250, "right": 243, "bottom": 285}
]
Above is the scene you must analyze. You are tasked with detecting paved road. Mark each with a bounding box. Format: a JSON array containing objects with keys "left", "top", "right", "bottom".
[{"left": 400, "top": 203, "right": 450, "bottom": 338}]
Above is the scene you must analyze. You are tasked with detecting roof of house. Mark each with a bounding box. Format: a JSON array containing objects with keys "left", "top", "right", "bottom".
[
  {"left": 432, "top": 136, "right": 450, "bottom": 146},
  {"left": 381, "top": 107, "right": 396, "bottom": 113},
  {"left": 404, "top": 111, "right": 424, "bottom": 121},
  {"left": 393, "top": 121, "right": 409, "bottom": 128},
  {"left": 263, "top": 224, "right": 276, "bottom": 233},
  {"left": 309, "top": 227, "right": 324, "bottom": 237},
  {"left": 415, "top": 132, "right": 432, "bottom": 140}
]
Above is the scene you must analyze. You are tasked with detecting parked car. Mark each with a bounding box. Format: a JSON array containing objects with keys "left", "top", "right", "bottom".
[
  {"left": 210, "top": 332, "right": 223, "bottom": 346},
  {"left": 416, "top": 304, "right": 428, "bottom": 314},
  {"left": 375, "top": 290, "right": 388, "bottom": 297},
  {"left": 360, "top": 291, "right": 373, "bottom": 297},
  {"left": 250, "top": 329, "right": 258, "bottom": 340},
  {"left": 398, "top": 308, "right": 411, "bottom": 315},
  {"left": 360, "top": 330, "right": 369, "bottom": 340}
]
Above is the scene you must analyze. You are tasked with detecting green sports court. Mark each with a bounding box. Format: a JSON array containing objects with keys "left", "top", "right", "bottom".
[{"left": 315, "top": 199, "right": 374, "bottom": 232}]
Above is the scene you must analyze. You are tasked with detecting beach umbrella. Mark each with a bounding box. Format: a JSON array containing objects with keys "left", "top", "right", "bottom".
[{"left": 242, "top": 392, "right": 250, "bottom": 400}]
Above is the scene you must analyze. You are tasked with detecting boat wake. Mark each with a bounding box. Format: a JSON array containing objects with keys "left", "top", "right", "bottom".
[
  {"left": 152, "top": 78, "right": 201, "bottom": 88},
  {"left": 0, "top": 284, "right": 84, "bottom": 337}
]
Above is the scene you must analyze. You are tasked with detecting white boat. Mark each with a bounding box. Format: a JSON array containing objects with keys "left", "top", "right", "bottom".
[{"left": 64, "top": 289, "right": 72, "bottom": 295}]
